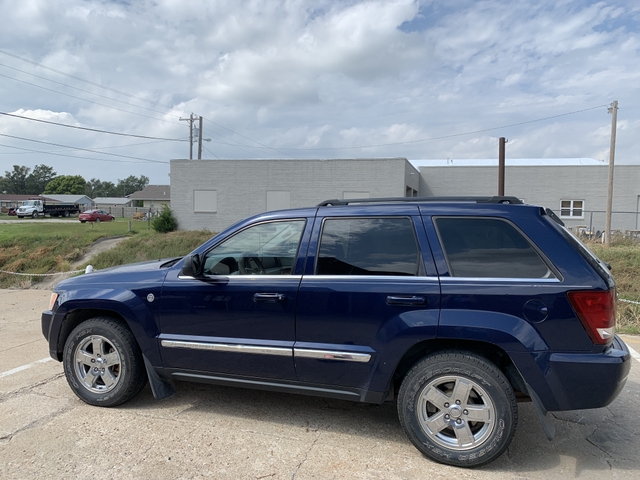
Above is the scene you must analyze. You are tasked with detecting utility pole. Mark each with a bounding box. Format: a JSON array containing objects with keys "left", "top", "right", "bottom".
[
  {"left": 198, "top": 116, "right": 203, "bottom": 160},
  {"left": 179, "top": 113, "right": 196, "bottom": 160},
  {"left": 604, "top": 100, "right": 618, "bottom": 247},
  {"left": 498, "top": 137, "right": 507, "bottom": 196}
]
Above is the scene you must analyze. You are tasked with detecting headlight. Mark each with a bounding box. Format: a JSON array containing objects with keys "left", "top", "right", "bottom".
[{"left": 48, "top": 293, "right": 59, "bottom": 311}]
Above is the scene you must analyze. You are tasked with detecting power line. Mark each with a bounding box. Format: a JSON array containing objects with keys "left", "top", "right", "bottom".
[
  {"left": 276, "top": 104, "right": 611, "bottom": 151},
  {"left": 1, "top": 111, "right": 188, "bottom": 141},
  {"left": 0, "top": 133, "right": 168, "bottom": 164},
  {"left": 203, "top": 145, "right": 220, "bottom": 159},
  {"left": 0, "top": 51, "right": 277, "bottom": 151},
  {"left": 0, "top": 48, "right": 177, "bottom": 111},
  {"left": 0, "top": 142, "right": 166, "bottom": 164},
  {"left": 0, "top": 72, "right": 184, "bottom": 126},
  {"left": 0, "top": 49, "right": 611, "bottom": 155},
  {"left": 203, "top": 117, "right": 293, "bottom": 157},
  {"left": 0, "top": 139, "right": 185, "bottom": 155},
  {"left": 0, "top": 62, "right": 183, "bottom": 120}
]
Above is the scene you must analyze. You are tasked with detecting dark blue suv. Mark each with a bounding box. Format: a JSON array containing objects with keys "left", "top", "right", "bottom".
[{"left": 41, "top": 197, "right": 631, "bottom": 467}]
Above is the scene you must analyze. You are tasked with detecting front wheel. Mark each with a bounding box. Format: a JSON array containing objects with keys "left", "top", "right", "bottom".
[
  {"left": 96, "top": 217, "right": 101, "bottom": 223},
  {"left": 32, "top": 211, "right": 38, "bottom": 218},
  {"left": 63, "top": 317, "right": 147, "bottom": 407},
  {"left": 397, "top": 351, "right": 518, "bottom": 468}
]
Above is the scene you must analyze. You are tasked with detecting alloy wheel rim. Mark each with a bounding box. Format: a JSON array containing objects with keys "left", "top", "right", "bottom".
[
  {"left": 73, "top": 335, "right": 122, "bottom": 393},
  {"left": 416, "top": 375, "right": 495, "bottom": 451}
]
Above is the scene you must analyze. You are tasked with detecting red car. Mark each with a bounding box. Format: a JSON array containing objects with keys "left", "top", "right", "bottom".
[{"left": 79, "top": 210, "right": 115, "bottom": 223}]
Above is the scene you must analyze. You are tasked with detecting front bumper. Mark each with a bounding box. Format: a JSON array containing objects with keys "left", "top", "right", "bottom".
[{"left": 41, "top": 310, "right": 58, "bottom": 360}]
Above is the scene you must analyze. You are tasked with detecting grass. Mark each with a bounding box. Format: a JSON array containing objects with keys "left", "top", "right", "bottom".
[
  {"left": 588, "top": 238, "right": 640, "bottom": 334},
  {"left": 0, "top": 218, "right": 213, "bottom": 288},
  {"left": 87, "top": 229, "right": 213, "bottom": 269}
]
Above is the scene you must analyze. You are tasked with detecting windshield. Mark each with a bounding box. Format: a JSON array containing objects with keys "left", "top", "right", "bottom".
[{"left": 23, "top": 200, "right": 37, "bottom": 206}]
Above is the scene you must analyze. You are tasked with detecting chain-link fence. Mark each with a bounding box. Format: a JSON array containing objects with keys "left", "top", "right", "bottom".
[
  {"left": 568, "top": 210, "right": 640, "bottom": 241},
  {"left": 101, "top": 206, "right": 160, "bottom": 218}
]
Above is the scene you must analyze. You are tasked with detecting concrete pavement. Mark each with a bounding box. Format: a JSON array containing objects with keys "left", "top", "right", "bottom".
[{"left": 1, "top": 288, "right": 639, "bottom": 479}]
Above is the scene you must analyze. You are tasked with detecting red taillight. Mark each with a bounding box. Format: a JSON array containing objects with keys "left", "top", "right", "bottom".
[{"left": 567, "top": 289, "right": 616, "bottom": 345}]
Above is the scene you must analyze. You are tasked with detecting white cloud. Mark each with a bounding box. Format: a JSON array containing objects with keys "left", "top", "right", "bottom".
[{"left": 0, "top": 0, "right": 639, "bottom": 184}]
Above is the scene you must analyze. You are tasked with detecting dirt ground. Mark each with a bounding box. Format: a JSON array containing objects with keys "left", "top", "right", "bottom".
[{"left": 33, "top": 236, "right": 127, "bottom": 290}]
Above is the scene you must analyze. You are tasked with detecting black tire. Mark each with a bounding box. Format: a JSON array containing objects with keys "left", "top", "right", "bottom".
[
  {"left": 32, "top": 211, "right": 38, "bottom": 218},
  {"left": 63, "top": 210, "right": 70, "bottom": 218},
  {"left": 397, "top": 351, "right": 518, "bottom": 468},
  {"left": 63, "top": 317, "right": 147, "bottom": 407},
  {"left": 96, "top": 217, "right": 101, "bottom": 223},
  {"left": 80, "top": 220, "right": 86, "bottom": 223}
]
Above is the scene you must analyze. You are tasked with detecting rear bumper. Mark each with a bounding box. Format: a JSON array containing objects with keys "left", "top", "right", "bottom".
[
  {"left": 547, "top": 335, "right": 631, "bottom": 410},
  {"left": 512, "top": 335, "right": 631, "bottom": 411}
]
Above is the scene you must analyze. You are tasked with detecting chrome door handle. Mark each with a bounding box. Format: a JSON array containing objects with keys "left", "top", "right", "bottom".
[
  {"left": 386, "top": 295, "right": 426, "bottom": 306},
  {"left": 253, "top": 293, "right": 287, "bottom": 303}
]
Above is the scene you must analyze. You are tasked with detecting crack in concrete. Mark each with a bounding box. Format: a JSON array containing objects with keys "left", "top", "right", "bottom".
[
  {"left": 290, "top": 435, "right": 320, "bottom": 480},
  {"left": 0, "top": 372, "right": 65, "bottom": 402},
  {"left": 586, "top": 436, "right": 614, "bottom": 458},
  {"left": 0, "top": 403, "right": 76, "bottom": 443}
]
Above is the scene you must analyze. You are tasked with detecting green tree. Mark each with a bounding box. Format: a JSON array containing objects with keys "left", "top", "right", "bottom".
[
  {"left": 151, "top": 205, "right": 178, "bottom": 233},
  {"left": 117, "top": 175, "right": 149, "bottom": 197},
  {"left": 85, "top": 178, "right": 118, "bottom": 198},
  {"left": 27, "top": 164, "right": 57, "bottom": 194},
  {"left": 44, "top": 175, "right": 87, "bottom": 195},
  {"left": 1, "top": 165, "right": 31, "bottom": 194}
]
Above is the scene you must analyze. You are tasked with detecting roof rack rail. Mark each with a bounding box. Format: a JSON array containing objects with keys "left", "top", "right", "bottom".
[{"left": 317, "top": 196, "right": 524, "bottom": 206}]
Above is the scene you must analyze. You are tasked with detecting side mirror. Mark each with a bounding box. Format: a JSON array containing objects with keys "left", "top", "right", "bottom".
[{"left": 181, "top": 254, "right": 203, "bottom": 277}]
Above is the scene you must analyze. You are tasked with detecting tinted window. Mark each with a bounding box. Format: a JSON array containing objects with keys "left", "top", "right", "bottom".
[
  {"left": 203, "top": 220, "right": 305, "bottom": 275},
  {"left": 435, "top": 217, "right": 554, "bottom": 278},
  {"left": 317, "top": 218, "right": 421, "bottom": 276}
]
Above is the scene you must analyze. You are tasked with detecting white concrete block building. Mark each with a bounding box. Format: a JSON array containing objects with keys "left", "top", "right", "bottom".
[
  {"left": 170, "top": 157, "right": 640, "bottom": 235},
  {"left": 170, "top": 158, "right": 419, "bottom": 232}
]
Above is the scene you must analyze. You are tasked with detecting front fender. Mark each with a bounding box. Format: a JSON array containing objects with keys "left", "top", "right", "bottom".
[{"left": 49, "top": 286, "right": 163, "bottom": 365}]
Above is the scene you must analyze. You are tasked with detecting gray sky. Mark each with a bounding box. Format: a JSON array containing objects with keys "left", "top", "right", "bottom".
[{"left": 0, "top": 0, "right": 638, "bottom": 184}]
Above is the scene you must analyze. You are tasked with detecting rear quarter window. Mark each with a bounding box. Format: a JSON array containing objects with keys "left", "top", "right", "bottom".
[{"left": 434, "top": 217, "right": 555, "bottom": 279}]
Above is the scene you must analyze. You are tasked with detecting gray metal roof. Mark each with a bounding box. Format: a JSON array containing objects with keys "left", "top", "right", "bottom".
[
  {"left": 411, "top": 158, "right": 605, "bottom": 168},
  {"left": 93, "top": 197, "right": 133, "bottom": 205},
  {"left": 128, "top": 185, "right": 170, "bottom": 200}
]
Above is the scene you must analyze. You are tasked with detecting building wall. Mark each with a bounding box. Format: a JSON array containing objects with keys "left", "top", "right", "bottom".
[
  {"left": 420, "top": 165, "right": 640, "bottom": 232},
  {"left": 171, "top": 158, "right": 412, "bottom": 232},
  {"left": 141, "top": 200, "right": 170, "bottom": 209}
]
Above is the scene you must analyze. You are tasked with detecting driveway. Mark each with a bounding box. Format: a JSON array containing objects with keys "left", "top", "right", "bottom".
[{"left": 1, "top": 288, "right": 638, "bottom": 479}]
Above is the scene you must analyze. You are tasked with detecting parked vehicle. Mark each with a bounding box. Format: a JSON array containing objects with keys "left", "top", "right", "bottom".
[
  {"left": 79, "top": 209, "right": 115, "bottom": 223},
  {"left": 7, "top": 207, "right": 17, "bottom": 216},
  {"left": 16, "top": 199, "right": 80, "bottom": 218},
  {"left": 41, "top": 196, "right": 631, "bottom": 467}
]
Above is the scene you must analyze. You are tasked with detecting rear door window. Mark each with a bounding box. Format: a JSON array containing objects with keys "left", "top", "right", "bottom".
[
  {"left": 316, "top": 217, "right": 423, "bottom": 276},
  {"left": 434, "top": 217, "right": 555, "bottom": 278}
]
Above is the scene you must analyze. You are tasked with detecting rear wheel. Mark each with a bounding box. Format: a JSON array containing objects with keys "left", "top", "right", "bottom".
[
  {"left": 397, "top": 351, "right": 518, "bottom": 468},
  {"left": 63, "top": 317, "right": 147, "bottom": 407},
  {"left": 96, "top": 217, "right": 101, "bottom": 223},
  {"left": 63, "top": 210, "right": 70, "bottom": 218}
]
